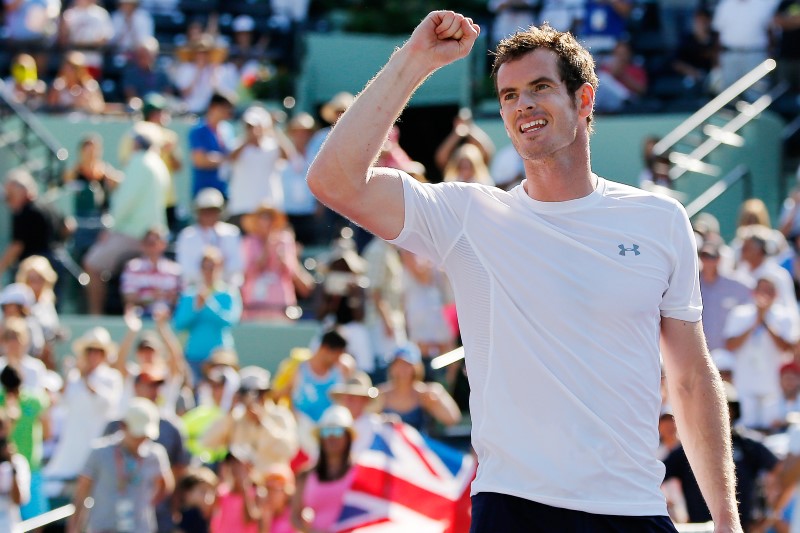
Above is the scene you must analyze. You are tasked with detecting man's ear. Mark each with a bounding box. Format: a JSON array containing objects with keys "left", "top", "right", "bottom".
[{"left": 578, "top": 83, "right": 595, "bottom": 118}]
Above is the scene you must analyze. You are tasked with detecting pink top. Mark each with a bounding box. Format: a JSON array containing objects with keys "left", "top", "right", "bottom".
[
  {"left": 210, "top": 484, "right": 260, "bottom": 533},
  {"left": 268, "top": 508, "right": 296, "bottom": 533},
  {"left": 241, "top": 231, "right": 297, "bottom": 320},
  {"left": 302, "top": 469, "right": 355, "bottom": 530}
]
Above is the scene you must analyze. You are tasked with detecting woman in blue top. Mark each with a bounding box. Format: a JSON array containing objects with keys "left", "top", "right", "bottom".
[
  {"left": 376, "top": 344, "right": 461, "bottom": 434},
  {"left": 173, "top": 246, "right": 242, "bottom": 381}
]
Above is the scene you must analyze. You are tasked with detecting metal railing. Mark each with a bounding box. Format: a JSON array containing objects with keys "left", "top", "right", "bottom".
[
  {"left": 19, "top": 503, "right": 75, "bottom": 532},
  {"left": 685, "top": 164, "right": 752, "bottom": 219}
]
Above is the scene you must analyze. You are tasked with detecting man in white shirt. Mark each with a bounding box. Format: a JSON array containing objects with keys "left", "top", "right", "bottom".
[{"left": 306, "top": 11, "right": 741, "bottom": 532}]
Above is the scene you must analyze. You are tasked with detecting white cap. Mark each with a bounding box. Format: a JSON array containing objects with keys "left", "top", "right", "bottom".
[
  {"left": 239, "top": 365, "right": 271, "bottom": 391},
  {"left": 194, "top": 187, "right": 225, "bottom": 210},
  {"left": 0, "top": 283, "right": 34, "bottom": 307},
  {"left": 124, "top": 398, "right": 160, "bottom": 440},
  {"left": 242, "top": 106, "right": 272, "bottom": 128},
  {"left": 232, "top": 15, "right": 255, "bottom": 33},
  {"left": 318, "top": 405, "right": 354, "bottom": 429}
]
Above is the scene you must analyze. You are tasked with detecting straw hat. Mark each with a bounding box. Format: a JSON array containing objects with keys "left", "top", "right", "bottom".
[
  {"left": 202, "top": 347, "right": 240, "bottom": 374},
  {"left": 241, "top": 201, "right": 288, "bottom": 235},
  {"left": 320, "top": 92, "right": 354, "bottom": 125},
  {"left": 329, "top": 371, "right": 378, "bottom": 400},
  {"left": 176, "top": 34, "right": 228, "bottom": 64},
  {"left": 72, "top": 327, "right": 118, "bottom": 360}
]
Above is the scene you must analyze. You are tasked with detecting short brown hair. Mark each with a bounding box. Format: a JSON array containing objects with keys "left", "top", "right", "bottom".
[{"left": 492, "top": 25, "right": 599, "bottom": 128}]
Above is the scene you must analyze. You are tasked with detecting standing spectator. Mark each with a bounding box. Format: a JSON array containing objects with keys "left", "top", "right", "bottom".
[
  {"left": 671, "top": 9, "right": 719, "bottom": 93},
  {"left": 229, "top": 15, "right": 267, "bottom": 81},
  {"left": 43, "top": 327, "right": 123, "bottom": 497},
  {"left": 121, "top": 227, "right": 182, "bottom": 317},
  {"left": 290, "top": 405, "right": 355, "bottom": 533},
  {"left": 174, "top": 37, "right": 239, "bottom": 116},
  {"left": 58, "top": 0, "right": 114, "bottom": 78},
  {"left": 0, "top": 169, "right": 66, "bottom": 282},
  {"left": 442, "top": 143, "right": 495, "bottom": 185},
  {"left": 176, "top": 188, "right": 244, "bottom": 287},
  {"left": 227, "top": 106, "right": 290, "bottom": 224},
  {"left": 174, "top": 467, "right": 218, "bottom": 533},
  {"left": 712, "top": 0, "right": 777, "bottom": 94},
  {"left": 281, "top": 112, "right": 320, "bottom": 246},
  {"left": 46, "top": 51, "right": 105, "bottom": 114},
  {"left": 699, "top": 239, "right": 753, "bottom": 351},
  {"left": 67, "top": 398, "right": 174, "bottom": 533},
  {"left": 187, "top": 92, "right": 236, "bottom": 198},
  {"left": 83, "top": 122, "right": 169, "bottom": 314},
  {"left": 579, "top": 0, "right": 634, "bottom": 53},
  {"left": 0, "top": 285, "right": 46, "bottom": 360},
  {"left": 15, "top": 255, "right": 60, "bottom": 364},
  {"left": 724, "top": 276, "right": 799, "bottom": 429},
  {"left": 110, "top": 0, "right": 154, "bottom": 55},
  {"left": 173, "top": 247, "right": 242, "bottom": 380},
  {"left": 63, "top": 133, "right": 121, "bottom": 260},
  {"left": 121, "top": 39, "right": 174, "bottom": 102},
  {"left": 209, "top": 449, "right": 264, "bottom": 533},
  {"left": 0, "top": 316, "right": 47, "bottom": 393},
  {"left": 202, "top": 366, "right": 298, "bottom": 480},
  {"left": 143, "top": 94, "right": 183, "bottom": 231},
  {"left": 0, "top": 365, "right": 49, "bottom": 521},
  {"left": 0, "top": 408, "right": 30, "bottom": 533}
]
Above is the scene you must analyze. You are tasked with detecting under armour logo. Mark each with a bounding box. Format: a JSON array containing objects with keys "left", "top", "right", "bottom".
[{"left": 618, "top": 244, "right": 640, "bottom": 256}]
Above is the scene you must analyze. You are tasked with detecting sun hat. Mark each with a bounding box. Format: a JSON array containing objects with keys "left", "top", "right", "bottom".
[
  {"left": 72, "top": 327, "right": 118, "bottom": 360},
  {"left": 329, "top": 371, "right": 378, "bottom": 400},
  {"left": 124, "top": 397, "right": 160, "bottom": 440}
]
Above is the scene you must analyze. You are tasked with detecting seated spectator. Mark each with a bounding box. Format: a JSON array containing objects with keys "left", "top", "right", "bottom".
[
  {"left": 174, "top": 467, "right": 218, "bottom": 533},
  {"left": 176, "top": 188, "right": 244, "bottom": 287},
  {"left": 227, "top": 106, "right": 291, "bottom": 224},
  {"left": 280, "top": 112, "right": 320, "bottom": 246},
  {"left": 110, "top": 0, "right": 154, "bottom": 55},
  {"left": 173, "top": 247, "right": 242, "bottom": 379},
  {"left": 579, "top": 0, "right": 633, "bottom": 54},
  {"left": 173, "top": 35, "right": 239, "bottom": 115},
  {"left": 0, "top": 285, "right": 46, "bottom": 359},
  {"left": 376, "top": 344, "right": 461, "bottom": 434},
  {"left": 187, "top": 92, "right": 236, "bottom": 198},
  {"left": 43, "top": 327, "right": 122, "bottom": 497},
  {"left": 209, "top": 448, "right": 264, "bottom": 533},
  {"left": 240, "top": 203, "right": 306, "bottom": 322},
  {"left": 45, "top": 51, "right": 105, "bottom": 114},
  {"left": 0, "top": 316, "right": 47, "bottom": 393},
  {"left": 121, "top": 227, "right": 182, "bottom": 318},
  {"left": 67, "top": 398, "right": 174, "bottom": 533},
  {"left": 63, "top": 133, "right": 121, "bottom": 260},
  {"left": 0, "top": 408, "right": 31, "bottom": 532},
  {"left": 57, "top": 0, "right": 114, "bottom": 78},
  {"left": 595, "top": 41, "right": 648, "bottom": 113},
  {"left": 2, "top": 54, "right": 47, "bottom": 109},
  {"left": 83, "top": 122, "right": 169, "bottom": 314},
  {"left": 202, "top": 366, "right": 298, "bottom": 481},
  {"left": 15, "top": 255, "right": 60, "bottom": 364},
  {"left": 442, "top": 143, "right": 494, "bottom": 186},
  {"left": 0, "top": 365, "right": 48, "bottom": 521},
  {"left": 2, "top": 0, "right": 59, "bottom": 48},
  {"left": 671, "top": 9, "right": 718, "bottom": 93},
  {"left": 290, "top": 405, "right": 355, "bottom": 533},
  {"left": 434, "top": 108, "right": 495, "bottom": 172},
  {"left": 121, "top": 38, "right": 174, "bottom": 103},
  {"left": 229, "top": 15, "right": 268, "bottom": 80}
]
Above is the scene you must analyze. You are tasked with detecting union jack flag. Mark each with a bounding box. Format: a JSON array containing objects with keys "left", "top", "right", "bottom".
[{"left": 334, "top": 421, "right": 476, "bottom": 533}]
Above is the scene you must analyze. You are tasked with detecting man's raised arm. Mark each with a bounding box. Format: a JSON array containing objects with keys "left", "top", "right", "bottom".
[{"left": 306, "top": 11, "right": 480, "bottom": 240}]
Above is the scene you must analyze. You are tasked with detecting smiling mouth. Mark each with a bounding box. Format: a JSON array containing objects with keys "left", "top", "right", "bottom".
[{"left": 520, "top": 119, "right": 547, "bottom": 133}]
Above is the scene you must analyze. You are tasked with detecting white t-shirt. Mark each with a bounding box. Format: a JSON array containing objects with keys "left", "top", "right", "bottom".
[
  {"left": 389, "top": 172, "right": 701, "bottom": 516},
  {"left": 111, "top": 8, "right": 153, "bottom": 52},
  {"left": 61, "top": 4, "right": 113, "bottom": 67},
  {"left": 227, "top": 138, "right": 285, "bottom": 216},
  {"left": 0, "top": 355, "right": 47, "bottom": 393}
]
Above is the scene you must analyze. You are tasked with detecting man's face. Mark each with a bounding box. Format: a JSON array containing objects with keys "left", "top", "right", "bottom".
[
  {"left": 754, "top": 279, "right": 777, "bottom": 309},
  {"left": 4, "top": 183, "right": 28, "bottom": 211},
  {"left": 497, "top": 49, "right": 592, "bottom": 163}
]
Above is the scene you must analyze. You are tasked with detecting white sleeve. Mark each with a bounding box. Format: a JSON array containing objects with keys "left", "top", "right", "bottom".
[
  {"left": 660, "top": 202, "right": 703, "bottom": 322},
  {"left": 12, "top": 454, "right": 30, "bottom": 506}
]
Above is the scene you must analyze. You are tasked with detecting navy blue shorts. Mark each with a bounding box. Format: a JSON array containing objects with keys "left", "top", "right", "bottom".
[{"left": 470, "top": 492, "right": 679, "bottom": 533}]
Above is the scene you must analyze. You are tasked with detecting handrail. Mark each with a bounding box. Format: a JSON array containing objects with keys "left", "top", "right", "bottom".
[
  {"left": 19, "top": 503, "right": 75, "bottom": 532},
  {"left": 653, "top": 59, "right": 777, "bottom": 156},
  {"left": 685, "top": 164, "right": 751, "bottom": 218}
]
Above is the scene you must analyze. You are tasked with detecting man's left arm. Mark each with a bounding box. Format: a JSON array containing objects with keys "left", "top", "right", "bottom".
[{"left": 660, "top": 317, "right": 742, "bottom": 533}]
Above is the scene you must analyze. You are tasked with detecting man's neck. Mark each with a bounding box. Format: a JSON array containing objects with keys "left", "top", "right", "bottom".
[
  {"left": 701, "top": 268, "right": 719, "bottom": 283},
  {"left": 521, "top": 141, "right": 595, "bottom": 202}
]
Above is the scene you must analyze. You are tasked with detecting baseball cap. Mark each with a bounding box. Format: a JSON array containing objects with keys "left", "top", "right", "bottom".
[
  {"left": 194, "top": 187, "right": 225, "bottom": 210},
  {"left": 239, "top": 366, "right": 271, "bottom": 391},
  {"left": 390, "top": 344, "right": 422, "bottom": 366},
  {"left": 124, "top": 398, "right": 160, "bottom": 440}
]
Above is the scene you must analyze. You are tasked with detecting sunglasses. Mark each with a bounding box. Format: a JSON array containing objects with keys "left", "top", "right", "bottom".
[{"left": 319, "top": 426, "right": 347, "bottom": 439}]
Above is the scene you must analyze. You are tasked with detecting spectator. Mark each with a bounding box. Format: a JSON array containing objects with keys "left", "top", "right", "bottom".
[
  {"left": 778, "top": 362, "right": 800, "bottom": 426},
  {"left": 182, "top": 367, "right": 231, "bottom": 465},
  {"left": 699, "top": 238, "right": 752, "bottom": 352},
  {"left": 280, "top": 112, "right": 320, "bottom": 246},
  {"left": 0, "top": 365, "right": 48, "bottom": 521},
  {"left": 83, "top": 121, "right": 169, "bottom": 314},
  {"left": 0, "top": 285, "right": 46, "bottom": 360},
  {"left": 229, "top": 15, "right": 268, "bottom": 79},
  {"left": 261, "top": 464, "right": 295, "bottom": 533},
  {"left": 579, "top": 0, "right": 634, "bottom": 53},
  {"left": 290, "top": 405, "right": 355, "bottom": 533},
  {"left": 488, "top": 0, "right": 538, "bottom": 45},
  {"left": 0, "top": 168, "right": 67, "bottom": 282},
  {"left": 173, "top": 247, "right": 242, "bottom": 380},
  {"left": 15, "top": 255, "right": 60, "bottom": 362},
  {"left": 538, "top": 0, "right": 583, "bottom": 33},
  {"left": 434, "top": 107, "right": 495, "bottom": 172},
  {"left": 0, "top": 317, "right": 47, "bottom": 400},
  {"left": 121, "top": 227, "right": 182, "bottom": 318},
  {"left": 174, "top": 36, "right": 239, "bottom": 115},
  {"left": 67, "top": 398, "right": 174, "bottom": 533},
  {"left": 196, "top": 348, "right": 241, "bottom": 411},
  {"left": 694, "top": 212, "right": 736, "bottom": 275},
  {"left": 0, "top": 408, "right": 30, "bottom": 532},
  {"left": 712, "top": 0, "right": 776, "bottom": 95},
  {"left": 671, "top": 9, "right": 718, "bottom": 93},
  {"left": 187, "top": 91, "right": 236, "bottom": 198},
  {"left": 240, "top": 202, "right": 309, "bottom": 321},
  {"left": 121, "top": 38, "right": 174, "bottom": 102},
  {"left": 63, "top": 133, "right": 121, "bottom": 260},
  {"left": 209, "top": 448, "right": 264, "bottom": 533},
  {"left": 46, "top": 50, "right": 105, "bottom": 114},
  {"left": 227, "top": 106, "right": 291, "bottom": 224},
  {"left": 724, "top": 276, "right": 799, "bottom": 429},
  {"left": 174, "top": 467, "right": 218, "bottom": 533},
  {"left": 595, "top": 41, "right": 648, "bottom": 113},
  {"left": 43, "top": 327, "right": 123, "bottom": 497},
  {"left": 202, "top": 366, "right": 298, "bottom": 481},
  {"left": 442, "top": 143, "right": 494, "bottom": 185},
  {"left": 141, "top": 94, "right": 183, "bottom": 231},
  {"left": 376, "top": 344, "right": 462, "bottom": 433},
  {"left": 2, "top": 0, "right": 59, "bottom": 48},
  {"left": 328, "top": 371, "right": 384, "bottom": 457},
  {"left": 58, "top": 0, "right": 114, "bottom": 78},
  {"left": 110, "top": 0, "right": 154, "bottom": 55},
  {"left": 2, "top": 53, "right": 47, "bottom": 109},
  {"left": 176, "top": 188, "right": 244, "bottom": 287}
]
